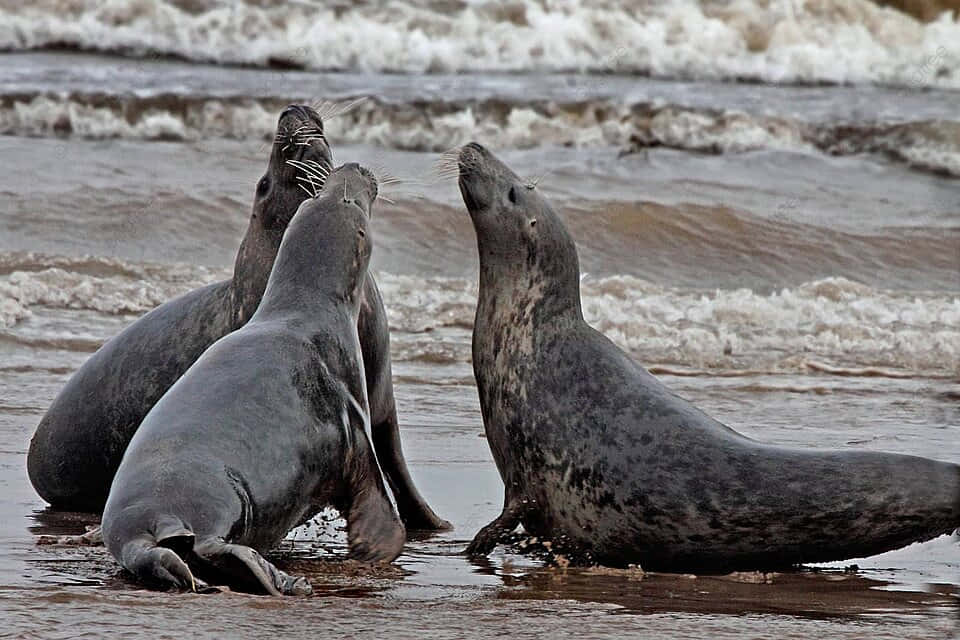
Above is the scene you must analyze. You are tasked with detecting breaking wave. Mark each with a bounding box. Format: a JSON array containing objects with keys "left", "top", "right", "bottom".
[
  {"left": 1, "top": 0, "right": 959, "bottom": 88},
  {"left": 3, "top": 254, "right": 954, "bottom": 376},
  {"left": 4, "top": 94, "right": 960, "bottom": 176}
]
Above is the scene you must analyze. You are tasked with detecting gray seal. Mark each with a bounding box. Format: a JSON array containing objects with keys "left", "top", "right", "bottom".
[
  {"left": 101, "top": 164, "right": 404, "bottom": 595},
  {"left": 27, "top": 105, "right": 447, "bottom": 531},
  {"left": 456, "top": 142, "right": 960, "bottom": 570}
]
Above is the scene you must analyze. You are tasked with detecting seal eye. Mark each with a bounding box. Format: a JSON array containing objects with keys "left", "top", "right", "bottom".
[
  {"left": 508, "top": 186, "right": 517, "bottom": 204},
  {"left": 256, "top": 176, "right": 270, "bottom": 196}
]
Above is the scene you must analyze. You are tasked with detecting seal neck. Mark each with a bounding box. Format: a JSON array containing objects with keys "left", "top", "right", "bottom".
[
  {"left": 230, "top": 221, "right": 282, "bottom": 327},
  {"left": 250, "top": 197, "right": 369, "bottom": 326},
  {"left": 251, "top": 251, "right": 365, "bottom": 326},
  {"left": 474, "top": 225, "right": 585, "bottom": 331}
]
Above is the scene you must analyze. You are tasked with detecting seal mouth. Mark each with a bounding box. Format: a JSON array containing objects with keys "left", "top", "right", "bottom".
[
  {"left": 459, "top": 177, "right": 480, "bottom": 211},
  {"left": 457, "top": 143, "right": 490, "bottom": 213}
]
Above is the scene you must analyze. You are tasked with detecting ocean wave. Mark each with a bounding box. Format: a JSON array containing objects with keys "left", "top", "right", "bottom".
[
  {"left": 1, "top": 0, "right": 958, "bottom": 88},
  {"left": 0, "top": 254, "right": 224, "bottom": 328},
  {"left": 2, "top": 255, "right": 955, "bottom": 376},
  {"left": 380, "top": 273, "right": 960, "bottom": 376},
  {"left": 4, "top": 93, "right": 960, "bottom": 175}
]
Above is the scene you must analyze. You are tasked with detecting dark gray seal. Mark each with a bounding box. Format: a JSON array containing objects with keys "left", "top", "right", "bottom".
[
  {"left": 27, "top": 105, "right": 447, "bottom": 531},
  {"left": 102, "top": 164, "right": 404, "bottom": 595},
  {"left": 456, "top": 142, "right": 960, "bottom": 571}
]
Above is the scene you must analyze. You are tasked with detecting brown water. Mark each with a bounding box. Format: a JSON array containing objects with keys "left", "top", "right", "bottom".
[
  {"left": 2, "top": 4, "right": 960, "bottom": 634},
  {"left": 1, "top": 136, "right": 958, "bottom": 636}
]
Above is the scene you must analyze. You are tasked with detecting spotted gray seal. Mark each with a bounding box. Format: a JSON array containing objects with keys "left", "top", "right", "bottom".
[
  {"left": 101, "top": 164, "right": 404, "bottom": 595},
  {"left": 456, "top": 142, "right": 960, "bottom": 570},
  {"left": 27, "top": 105, "right": 447, "bottom": 531}
]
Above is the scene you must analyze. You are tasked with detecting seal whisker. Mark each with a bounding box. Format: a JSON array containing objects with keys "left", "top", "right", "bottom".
[
  {"left": 371, "top": 171, "right": 404, "bottom": 187},
  {"left": 295, "top": 175, "right": 323, "bottom": 196},
  {"left": 297, "top": 182, "right": 317, "bottom": 198},
  {"left": 295, "top": 171, "right": 326, "bottom": 187},
  {"left": 294, "top": 130, "right": 325, "bottom": 142},
  {"left": 286, "top": 159, "right": 331, "bottom": 183},
  {"left": 525, "top": 170, "right": 552, "bottom": 190},
  {"left": 295, "top": 175, "right": 324, "bottom": 190},
  {"left": 431, "top": 151, "right": 470, "bottom": 182},
  {"left": 287, "top": 160, "right": 330, "bottom": 197},
  {"left": 313, "top": 97, "right": 369, "bottom": 121},
  {"left": 431, "top": 162, "right": 470, "bottom": 182}
]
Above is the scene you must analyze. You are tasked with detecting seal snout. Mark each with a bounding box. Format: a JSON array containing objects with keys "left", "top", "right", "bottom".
[
  {"left": 457, "top": 142, "right": 494, "bottom": 213},
  {"left": 275, "top": 104, "right": 330, "bottom": 163},
  {"left": 458, "top": 142, "right": 486, "bottom": 173},
  {"left": 326, "top": 162, "right": 378, "bottom": 215}
]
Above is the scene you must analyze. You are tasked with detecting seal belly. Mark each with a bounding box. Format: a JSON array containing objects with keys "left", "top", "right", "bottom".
[{"left": 525, "top": 329, "right": 960, "bottom": 570}]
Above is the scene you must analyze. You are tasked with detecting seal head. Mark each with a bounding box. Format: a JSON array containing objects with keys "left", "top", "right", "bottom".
[
  {"left": 232, "top": 104, "right": 335, "bottom": 323},
  {"left": 458, "top": 142, "right": 582, "bottom": 325}
]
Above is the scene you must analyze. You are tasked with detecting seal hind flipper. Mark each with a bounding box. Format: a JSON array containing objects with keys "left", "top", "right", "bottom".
[
  {"left": 120, "top": 535, "right": 196, "bottom": 592},
  {"left": 192, "top": 540, "right": 311, "bottom": 596},
  {"left": 465, "top": 496, "right": 524, "bottom": 557}
]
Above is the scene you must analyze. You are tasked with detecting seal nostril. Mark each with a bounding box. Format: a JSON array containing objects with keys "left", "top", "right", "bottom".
[{"left": 508, "top": 186, "right": 517, "bottom": 204}]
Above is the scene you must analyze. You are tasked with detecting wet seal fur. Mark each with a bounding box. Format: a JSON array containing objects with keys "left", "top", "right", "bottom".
[
  {"left": 27, "top": 105, "right": 447, "bottom": 532},
  {"left": 102, "top": 164, "right": 405, "bottom": 595},
  {"left": 457, "top": 142, "right": 960, "bottom": 571}
]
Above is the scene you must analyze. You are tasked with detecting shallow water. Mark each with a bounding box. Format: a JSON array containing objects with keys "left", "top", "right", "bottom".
[
  {"left": 1, "top": 361, "right": 958, "bottom": 637},
  {"left": 1, "top": 0, "right": 959, "bottom": 636}
]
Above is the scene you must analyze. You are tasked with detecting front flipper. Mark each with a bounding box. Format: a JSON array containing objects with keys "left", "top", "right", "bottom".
[
  {"left": 343, "top": 420, "right": 406, "bottom": 563},
  {"left": 193, "top": 539, "right": 311, "bottom": 596},
  {"left": 465, "top": 496, "right": 525, "bottom": 557},
  {"left": 372, "top": 409, "right": 451, "bottom": 532}
]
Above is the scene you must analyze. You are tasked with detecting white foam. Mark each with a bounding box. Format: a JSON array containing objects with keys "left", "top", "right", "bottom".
[
  {"left": 1, "top": 0, "right": 958, "bottom": 87},
  {"left": 3, "top": 261, "right": 955, "bottom": 376},
  {"left": 8, "top": 94, "right": 959, "bottom": 175},
  {"left": 379, "top": 274, "right": 960, "bottom": 376},
  {"left": 0, "top": 259, "right": 222, "bottom": 328}
]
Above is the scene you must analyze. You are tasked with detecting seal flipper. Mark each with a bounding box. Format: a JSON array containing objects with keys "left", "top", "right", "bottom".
[
  {"left": 120, "top": 534, "right": 196, "bottom": 592},
  {"left": 465, "top": 496, "right": 525, "bottom": 557},
  {"left": 341, "top": 408, "right": 406, "bottom": 562},
  {"left": 192, "top": 539, "right": 311, "bottom": 596},
  {"left": 372, "top": 408, "right": 452, "bottom": 532},
  {"left": 345, "top": 481, "right": 406, "bottom": 563}
]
